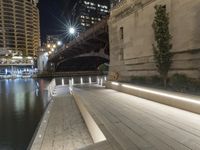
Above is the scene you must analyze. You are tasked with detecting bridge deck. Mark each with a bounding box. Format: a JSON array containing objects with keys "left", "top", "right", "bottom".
[{"left": 73, "top": 85, "right": 200, "bottom": 150}]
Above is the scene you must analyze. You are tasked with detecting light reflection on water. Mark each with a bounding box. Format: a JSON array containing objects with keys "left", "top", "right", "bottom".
[{"left": 0, "top": 78, "right": 51, "bottom": 150}]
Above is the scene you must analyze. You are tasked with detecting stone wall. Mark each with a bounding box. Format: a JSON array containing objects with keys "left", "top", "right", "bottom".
[{"left": 108, "top": 0, "right": 200, "bottom": 81}]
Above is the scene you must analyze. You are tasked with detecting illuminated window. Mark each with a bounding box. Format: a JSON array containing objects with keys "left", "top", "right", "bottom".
[{"left": 84, "top": 1, "right": 89, "bottom": 5}]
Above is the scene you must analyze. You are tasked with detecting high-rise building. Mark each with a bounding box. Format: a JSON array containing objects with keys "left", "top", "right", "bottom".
[
  {"left": 110, "top": 0, "right": 121, "bottom": 8},
  {"left": 71, "top": 0, "right": 110, "bottom": 32},
  {"left": 0, "top": 0, "right": 40, "bottom": 57}
]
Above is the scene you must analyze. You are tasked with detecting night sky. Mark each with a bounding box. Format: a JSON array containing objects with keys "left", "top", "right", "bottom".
[{"left": 38, "top": 0, "right": 77, "bottom": 43}]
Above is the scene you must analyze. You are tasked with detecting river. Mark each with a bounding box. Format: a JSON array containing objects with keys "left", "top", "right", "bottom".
[{"left": 0, "top": 78, "right": 51, "bottom": 150}]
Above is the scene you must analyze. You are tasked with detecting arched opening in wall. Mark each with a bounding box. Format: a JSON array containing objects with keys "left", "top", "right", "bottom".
[{"left": 56, "top": 56, "right": 109, "bottom": 72}]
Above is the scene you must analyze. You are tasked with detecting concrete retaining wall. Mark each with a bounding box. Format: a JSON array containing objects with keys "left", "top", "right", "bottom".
[{"left": 106, "top": 81, "right": 200, "bottom": 114}]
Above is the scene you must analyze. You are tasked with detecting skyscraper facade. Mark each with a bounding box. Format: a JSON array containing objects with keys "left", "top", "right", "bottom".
[
  {"left": 71, "top": 0, "right": 110, "bottom": 32},
  {"left": 0, "top": 0, "right": 40, "bottom": 57},
  {"left": 110, "top": 0, "right": 122, "bottom": 8}
]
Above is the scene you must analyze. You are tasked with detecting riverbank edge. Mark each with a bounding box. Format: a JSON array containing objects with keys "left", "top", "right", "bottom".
[
  {"left": 27, "top": 79, "right": 56, "bottom": 150},
  {"left": 27, "top": 97, "right": 54, "bottom": 150}
]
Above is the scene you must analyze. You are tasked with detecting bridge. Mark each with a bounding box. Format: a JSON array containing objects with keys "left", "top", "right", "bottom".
[{"left": 48, "top": 17, "right": 109, "bottom": 72}]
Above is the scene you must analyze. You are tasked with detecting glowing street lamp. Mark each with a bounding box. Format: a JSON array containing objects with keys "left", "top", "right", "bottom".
[
  {"left": 69, "top": 27, "right": 76, "bottom": 35},
  {"left": 53, "top": 44, "right": 56, "bottom": 48},
  {"left": 47, "top": 44, "right": 51, "bottom": 48},
  {"left": 57, "top": 41, "right": 62, "bottom": 46}
]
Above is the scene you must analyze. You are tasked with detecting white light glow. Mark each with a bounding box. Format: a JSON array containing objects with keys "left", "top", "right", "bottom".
[
  {"left": 89, "top": 77, "right": 92, "bottom": 84},
  {"left": 122, "top": 84, "right": 200, "bottom": 105},
  {"left": 47, "top": 44, "right": 51, "bottom": 48},
  {"left": 62, "top": 78, "right": 64, "bottom": 86},
  {"left": 69, "top": 27, "right": 75, "bottom": 35},
  {"left": 57, "top": 41, "right": 62, "bottom": 46},
  {"left": 12, "top": 56, "right": 23, "bottom": 59},
  {"left": 27, "top": 56, "right": 33, "bottom": 60},
  {"left": 80, "top": 77, "right": 83, "bottom": 84},
  {"left": 111, "top": 82, "right": 119, "bottom": 86}
]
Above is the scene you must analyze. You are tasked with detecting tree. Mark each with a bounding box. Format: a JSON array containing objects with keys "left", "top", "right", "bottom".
[
  {"left": 152, "top": 5, "right": 173, "bottom": 87},
  {"left": 98, "top": 63, "right": 109, "bottom": 75}
]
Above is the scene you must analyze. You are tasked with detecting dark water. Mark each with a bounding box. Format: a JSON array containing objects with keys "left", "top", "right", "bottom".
[{"left": 0, "top": 78, "right": 51, "bottom": 150}]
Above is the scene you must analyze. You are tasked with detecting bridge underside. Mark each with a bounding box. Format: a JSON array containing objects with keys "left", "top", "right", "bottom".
[
  {"left": 56, "top": 56, "right": 108, "bottom": 72},
  {"left": 48, "top": 18, "right": 109, "bottom": 72}
]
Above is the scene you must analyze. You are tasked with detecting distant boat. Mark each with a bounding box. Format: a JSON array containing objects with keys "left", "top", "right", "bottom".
[
  {"left": 0, "top": 72, "right": 12, "bottom": 79},
  {"left": 22, "top": 71, "right": 32, "bottom": 78}
]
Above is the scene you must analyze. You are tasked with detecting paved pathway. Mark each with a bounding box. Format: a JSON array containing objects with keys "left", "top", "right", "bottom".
[
  {"left": 73, "top": 85, "right": 200, "bottom": 150},
  {"left": 31, "top": 85, "right": 93, "bottom": 150}
]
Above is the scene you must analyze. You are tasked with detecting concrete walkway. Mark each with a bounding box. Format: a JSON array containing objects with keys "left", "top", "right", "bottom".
[
  {"left": 31, "top": 85, "right": 93, "bottom": 150},
  {"left": 73, "top": 85, "right": 200, "bottom": 150}
]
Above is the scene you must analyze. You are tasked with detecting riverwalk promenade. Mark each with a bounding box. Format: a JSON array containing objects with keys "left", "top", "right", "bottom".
[
  {"left": 31, "top": 83, "right": 200, "bottom": 150},
  {"left": 30, "top": 85, "right": 93, "bottom": 150}
]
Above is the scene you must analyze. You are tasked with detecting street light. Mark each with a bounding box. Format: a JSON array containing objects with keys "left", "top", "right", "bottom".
[
  {"left": 69, "top": 27, "right": 76, "bottom": 35},
  {"left": 47, "top": 44, "right": 51, "bottom": 48},
  {"left": 57, "top": 41, "right": 62, "bottom": 46}
]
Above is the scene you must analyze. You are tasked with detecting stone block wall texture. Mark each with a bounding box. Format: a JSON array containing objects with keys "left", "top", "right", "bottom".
[{"left": 108, "top": 0, "right": 200, "bottom": 81}]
